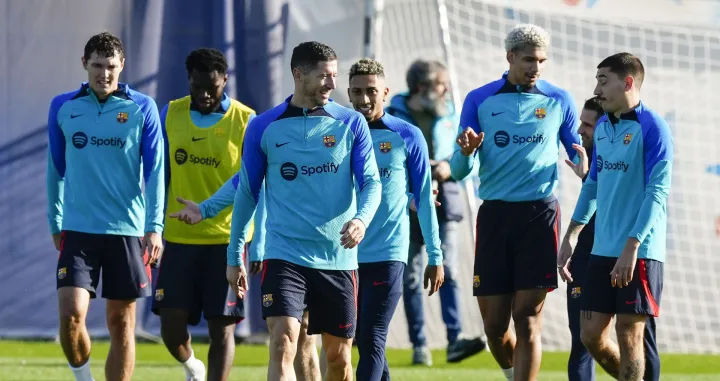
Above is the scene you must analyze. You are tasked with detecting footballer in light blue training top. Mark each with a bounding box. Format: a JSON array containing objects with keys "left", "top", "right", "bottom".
[
  {"left": 46, "top": 32, "right": 165, "bottom": 381},
  {"left": 346, "top": 58, "right": 445, "bottom": 381},
  {"left": 450, "top": 24, "right": 580, "bottom": 299},
  {"left": 561, "top": 53, "right": 672, "bottom": 321},
  {"left": 225, "top": 42, "right": 381, "bottom": 357},
  {"left": 47, "top": 33, "right": 165, "bottom": 302},
  {"left": 450, "top": 24, "right": 581, "bottom": 381}
]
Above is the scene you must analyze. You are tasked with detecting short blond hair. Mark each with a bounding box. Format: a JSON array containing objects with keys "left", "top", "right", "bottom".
[
  {"left": 349, "top": 58, "right": 385, "bottom": 80},
  {"left": 504, "top": 24, "right": 550, "bottom": 52}
]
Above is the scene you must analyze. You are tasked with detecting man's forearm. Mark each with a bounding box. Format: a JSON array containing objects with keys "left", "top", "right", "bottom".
[{"left": 564, "top": 219, "right": 586, "bottom": 240}]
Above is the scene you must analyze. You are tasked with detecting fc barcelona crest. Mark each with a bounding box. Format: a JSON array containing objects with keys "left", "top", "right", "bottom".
[
  {"left": 473, "top": 275, "right": 480, "bottom": 288},
  {"left": 155, "top": 289, "right": 164, "bottom": 301},
  {"left": 379, "top": 142, "right": 392, "bottom": 153},
  {"left": 262, "top": 294, "right": 274, "bottom": 307},
  {"left": 116, "top": 112, "right": 129, "bottom": 124},
  {"left": 534, "top": 108, "right": 546, "bottom": 119},
  {"left": 571, "top": 287, "right": 581, "bottom": 299},
  {"left": 623, "top": 133, "right": 633, "bottom": 145},
  {"left": 57, "top": 267, "right": 67, "bottom": 280},
  {"left": 323, "top": 135, "right": 336, "bottom": 148}
]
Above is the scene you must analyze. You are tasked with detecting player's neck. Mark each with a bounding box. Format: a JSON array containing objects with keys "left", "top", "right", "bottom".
[
  {"left": 289, "top": 93, "right": 320, "bottom": 110},
  {"left": 613, "top": 95, "right": 641, "bottom": 117}
]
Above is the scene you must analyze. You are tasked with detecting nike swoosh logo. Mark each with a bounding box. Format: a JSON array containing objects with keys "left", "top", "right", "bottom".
[
  {"left": 227, "top": 301, "right": 237, "bottom": 306},
  {"left": 373, "top": 281, "right": 388, "bottom": 286},
  {"left": 598, "top": 137, "right": 607, "bottom": 140},
  {"left": 192, "top": 137, "right": 206, "bottom": 142},
  {"left": 491, "top": 112, "right": 504, "bottom": 116},
  {"left": 139, "top": 282, "right": 148, "bottom": 289},
  {"left": 70, "top": 114, "right": 83, "bottom": 119},
  {"left": 275, "top": 142, "right": 290, "bottom": 147}
]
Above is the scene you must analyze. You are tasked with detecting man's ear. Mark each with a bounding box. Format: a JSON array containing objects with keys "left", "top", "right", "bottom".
[
  {"left": 292, "top": 67, "right": 303, "bottom": 82},
  {"left": 506, "top": 51, "right": 515, "bottom": 65},
  {"left": 624, "top": 75, "right": 634, "bottom": 91},
  {"left": 81, "top": 56, "right": 87, "bottom": 70},
  {"left": 383, "top": 87, "right": 390, "bottom": 102}
]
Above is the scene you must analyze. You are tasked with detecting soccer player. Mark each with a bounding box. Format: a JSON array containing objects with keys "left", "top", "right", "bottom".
[
  {"left": 151, "top": 48, "right": 256, "bottom": 381},
  {"left": 47, "top": 32, "right": 164, "bottom": 381},
  {"left": 345, "top": 58, "right": 445, "bottom": 380},
  {"left": 386, "top": 59, "right": 486, "bottom": 365},
  {"left": 563, "top": 97, "right": 661, "bottom": 381},
  {"left": 451, "top": 24, "right": 581, "bottom": 381},
  {"left": 226, "top": 41, "right": 381, "bottom": 380},
  {"left": 558, "top": 53, "right": 672, "bottom": 381}
]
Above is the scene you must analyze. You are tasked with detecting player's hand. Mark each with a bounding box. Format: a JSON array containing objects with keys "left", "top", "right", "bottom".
[
  {"left": 557, "top": 235, "right": 577, "bottom": 283},
  {"left": 340, "top": 218, "right": 366, "bottom": 249},
  {"left": 610, "top": 239, "right": 639, "bottom": 288},
  {"left": 456, "top": 128, "right": 484, "bottom": 157},
  {"left": 565, "top": 144, "right": 589, "bottom": 179},
  {"left": 432, "top": 161, "right": 452, "bottom": 181},
  {"left": 423, "top": 265, "right": 445, "bottom": 296},
  {"left": 249, "top": 261, "right": 263, "bottom": 275},
  {"left": 226, "top": 265, "right": 248, "bottom": 299},
  {"left": 52, "top": 233, "right": 62, "bottom": 251},
  {"left": 143, "top": 232, "right": 164, "bottom": 266},
  {"left": 168, "top": 197, "right": 203, "bottom": 225},
  {"left": 409, "top": 189, "right": 441, "bottom": 212}
]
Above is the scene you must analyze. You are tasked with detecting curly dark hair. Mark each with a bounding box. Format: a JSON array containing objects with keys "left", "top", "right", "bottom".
[
  {"left": 83, "top": 32, "right": 124, "bottom": 61},
  {"left": 290, "top": 41, "right": 337, "bottom": 73},
  {"left": 185, "top": 48, "right": 228, "bottom": 76}
]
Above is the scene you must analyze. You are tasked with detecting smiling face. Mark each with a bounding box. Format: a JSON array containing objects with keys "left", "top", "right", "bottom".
[
  {"left": 294, "top": 60, "right": 338, "bottom": 108},
  {"left": 578, "top": 108, "right": 600, "bottom": 149},
  {"left": 348, "top": 74, "right": 388, "bottom": 122},
  {"left": 82, "top": 51, "right": 124, "bottom": 98}
]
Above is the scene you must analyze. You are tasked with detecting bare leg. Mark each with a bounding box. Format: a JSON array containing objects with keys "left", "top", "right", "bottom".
[
  {"left": 105, "top": 299, "right": 136, "bottom": 381},
  {"left": 58, "top": 287, "right": 92, "bottom": 368},
  {"left": 294, "top": 311, "right": 321, "bottom": 381},
  {"left": 477, "top": 294, "right": 515, "bottom": 369},
  {"left": 581, "top": 310, "right": 621, "bottom": 378},
  {"left": 267, "top": 316, "right": 302, "bottom": 381},
  {"left": 616, "top": 314, "right": 647, "bottom": 381},
  {"left": 511, "top": 290, "right": 547, "bottom": 381}
]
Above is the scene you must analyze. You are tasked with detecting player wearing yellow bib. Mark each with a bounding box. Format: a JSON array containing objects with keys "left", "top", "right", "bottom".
[{"left": 150, "top": 48, "right": 255, "bottom": 381}]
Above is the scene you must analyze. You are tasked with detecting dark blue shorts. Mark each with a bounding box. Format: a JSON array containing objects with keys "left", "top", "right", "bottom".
[
  {"left": 473, "top": 196, "right": 560, "bottom": 296},
  {"left": 151, "top": 242, "right": 244, "bottom": 325},
  {"left": 56, "top": 230, "right": 151, "bottom": 300},
  {"left": 581, "top": 255, "right": 663, "bottom": 317},
  {"left": 261, "top": 259, "right": 357, "bottom": 338}
]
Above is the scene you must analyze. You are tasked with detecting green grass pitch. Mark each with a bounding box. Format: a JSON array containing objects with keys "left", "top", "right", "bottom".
[{"left": 1, "top": 340, "right": 718, "bottom": 380}]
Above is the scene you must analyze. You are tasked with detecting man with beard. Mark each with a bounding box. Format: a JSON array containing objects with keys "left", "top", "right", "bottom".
[
  {"left": 386, "top": 59, "right": 487, "bottom": 365},
  {"left": 563, "top": 97, "right": 660, "bottom": 381},
  {"left": 451, "top": 24, "right": 581, "bottom": 381},
  {"left": 225, "top": 41, "right": 381, "bottom": 381},
  {"left": 152, "top": 48, "right": 256, "bottom": 381}
]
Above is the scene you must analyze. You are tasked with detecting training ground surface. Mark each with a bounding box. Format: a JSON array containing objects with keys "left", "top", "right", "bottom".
[{"left": 0, "top": 341, "right": 718, "bottom": 380}]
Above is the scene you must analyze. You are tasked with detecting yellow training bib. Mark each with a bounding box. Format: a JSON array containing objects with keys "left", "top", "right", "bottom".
[{"left": 163, "top": 96, "right": 255, "bottom": 244}]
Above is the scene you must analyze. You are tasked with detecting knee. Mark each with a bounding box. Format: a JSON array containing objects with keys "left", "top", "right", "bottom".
[
  {"left": 324, "top": 343, "right": 351, "bottom": 370},
  {"left": 483, "top": 318, "right": 510, "bottom": 340},
  {"left": 106, "top": 308, "right": 133, "bottom": 334},
  {"left": 512, "top": 312, "right": 541, "bottom": 341},
  {"left": 269, "top": 330, "right": 296, "bottom": 363},
  {"left": 580, "top": 325, "right": 602, "bottom": 350}
]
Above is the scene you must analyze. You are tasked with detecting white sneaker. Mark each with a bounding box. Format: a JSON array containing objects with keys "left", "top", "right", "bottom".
[{"left": 184, "top": 358, "right": 206, "bottom": 381}]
